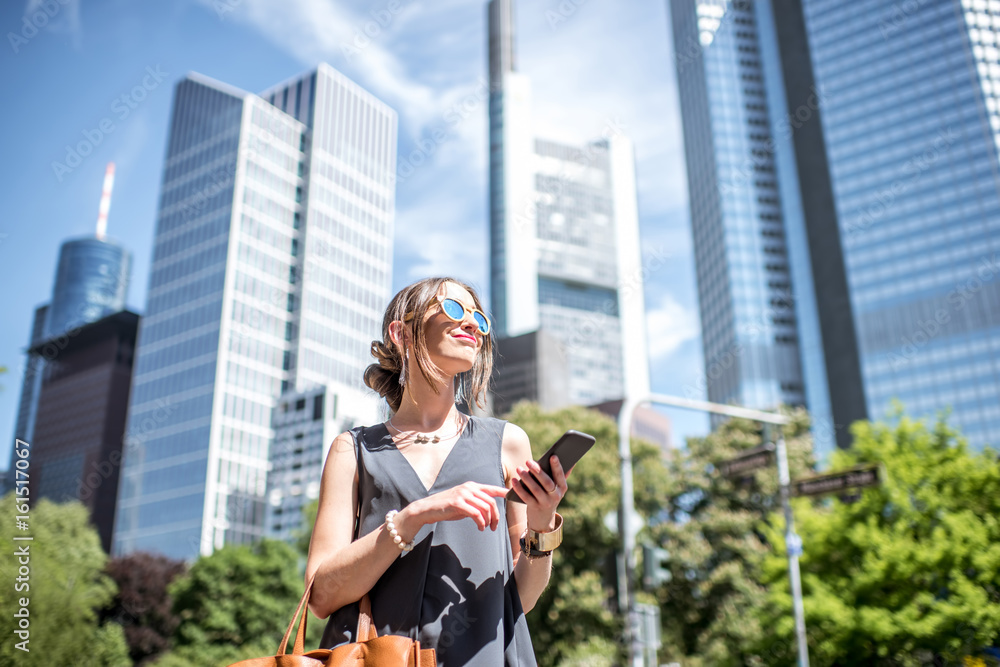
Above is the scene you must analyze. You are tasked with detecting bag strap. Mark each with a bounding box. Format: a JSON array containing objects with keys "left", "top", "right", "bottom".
[
  {"left": 275, "top": 572, "right": 315, "bottom": 656},
  {"left": 352, "top": 427, "right": 379, "bottom": 642},
  {"left": 357, "top": 594, "right": 378, "bottom": 641}
]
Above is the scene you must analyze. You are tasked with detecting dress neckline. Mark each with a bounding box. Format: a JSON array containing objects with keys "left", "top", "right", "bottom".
[{"left": 377, "top": 414, "right": 474, "bottom": 494}]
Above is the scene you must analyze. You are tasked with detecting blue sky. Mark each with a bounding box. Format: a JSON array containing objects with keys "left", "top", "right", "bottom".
[{"left": 0, "top": 0, "right": 710, "bottom": 468}]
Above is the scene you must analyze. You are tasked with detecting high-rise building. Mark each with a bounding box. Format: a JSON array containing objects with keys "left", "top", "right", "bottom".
[
  {"left": 265, "top": 385, "right": 377, "bottom": 544},
  {"left": 113, "top": 64, "right": 395, "bottom": 560},
  {"left": 671, "top": 0, "right": 868, "bottom": 456},
  {"left": 490, "top": 330, "right": 571, "bottom": 417},
  {"left": 671, "top": 0, "right": 1000, "bottom": 454},
  {"left": 487, "top": 0, "right": 650, "bottom": 407},
  {"left": 6, "top": 163, "right": 133, "bottom": 490},
  {"left": 797, "top": 0, "right": 1000, "bottom": 449},
  {"left": 24, "top": 311, "right": 139, "bottom": 553},
  {"left": 46, "top": 238, "right": 131, "bottom": 340}
]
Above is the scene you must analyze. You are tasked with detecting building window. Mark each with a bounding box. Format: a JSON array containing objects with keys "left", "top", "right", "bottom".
[
  {"left": 295, "top": 398, "right": 306, "bottom": 411},
  {"left": 313, "top": 394, "right": 324, "bottom": 421}
]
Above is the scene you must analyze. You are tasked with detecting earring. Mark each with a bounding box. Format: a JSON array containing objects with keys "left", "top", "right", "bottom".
[{"left": 399, "top": 348, "right": 409, "bottom": 387}]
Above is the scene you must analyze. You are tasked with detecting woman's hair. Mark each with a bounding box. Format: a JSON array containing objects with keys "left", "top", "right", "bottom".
[{"left": 364, "top": 277, "right": 494, "bottom": 413}]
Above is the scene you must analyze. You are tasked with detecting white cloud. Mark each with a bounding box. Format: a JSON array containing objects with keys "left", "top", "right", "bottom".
[
  {"left": 646, "top": 293, "right": 699, "bottom": 362},
  {"left": 201, "top": 0, "right": 698, "bottom": 352},
  {"left": 24, "top": 0, "right": 82, "bottom": 48},
  {"left": 199, "top": 0, "right": 455, "bottom": 134}
]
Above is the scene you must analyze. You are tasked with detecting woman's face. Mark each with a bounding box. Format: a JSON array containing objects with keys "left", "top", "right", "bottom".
[{"left": 419, "top": 282, "right": 485, "bottom": 376}]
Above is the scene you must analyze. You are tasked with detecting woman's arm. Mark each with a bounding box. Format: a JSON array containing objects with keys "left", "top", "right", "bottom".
[
  {"left": 305, "top": 431, "right": 509, "bottom": 619},
  {"left": 305, "top": 432, "right": 415, "bottom": 618},
  {"left": 503, "top": 424, "right": 568, "bottom": 613}
]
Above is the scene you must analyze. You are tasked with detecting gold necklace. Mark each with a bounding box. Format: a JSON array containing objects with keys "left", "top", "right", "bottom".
[{"left": 387, "top": 413, "right": 465, "bottom": 444}]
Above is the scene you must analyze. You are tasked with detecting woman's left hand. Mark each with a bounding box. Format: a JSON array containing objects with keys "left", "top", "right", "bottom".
[{"left": 513, "top": 455, "right": 571, "bottom": 532}]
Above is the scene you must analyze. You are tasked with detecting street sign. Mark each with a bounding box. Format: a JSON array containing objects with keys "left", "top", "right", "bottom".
[
  {"left": 791, "top": 463, "right": 882, "bottom": 498},
  {"left": 718, "top": 442, "right": 776, "bottom": 478}
]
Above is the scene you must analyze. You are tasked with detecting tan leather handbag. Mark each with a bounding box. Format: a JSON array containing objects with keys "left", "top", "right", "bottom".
[{"left": 228, "top": 576, "right": 436, "bottom": 666}]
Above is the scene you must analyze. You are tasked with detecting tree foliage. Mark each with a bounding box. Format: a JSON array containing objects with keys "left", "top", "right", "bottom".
[
  {"left": 154, "top": 538, "right": 323, "bottom": 666},
  {"left": 651, "top": 408, "right": 815, "bottom": 666},
  {"left": 505, "top": 402, "right": 672, "bottom": 667},
  {"left": 756, "top": 415, "right": 1000, "bottom": 666},
  {"left": 0, "top": 494, "right": 130, "bottom": 666},
  {"left": 101, "top": 552, "right": 186, "bottom": 665}
]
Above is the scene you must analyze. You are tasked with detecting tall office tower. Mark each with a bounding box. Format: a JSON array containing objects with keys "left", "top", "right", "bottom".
[
  {"left": 2, "top": 305, "right": 47, "bottom": 498},
  {"left": 487, "top": 0, "right": 651, "bottom": 406},
  {"left": 113, "top": 64, "right": 395, "bottom": 560},
  {"left": 23, "top": 311, "right": 139, "bottom": 553},
  {"left": 7, "top": 163, "right": 132, "bottom": 485},
  {"left": 265, "top": 385, "right": 377, "bottom": 544},
  {"left": 670, "top": 0, "right": 868, "bottom": 454},
  {"left": 793, "top": 0, "right": 1000, "bottom": 449}
]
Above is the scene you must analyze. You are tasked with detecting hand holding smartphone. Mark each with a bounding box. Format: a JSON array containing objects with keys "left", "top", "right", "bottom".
[{"left": 507, "top": 430, "right": 596, "bottom": 504}]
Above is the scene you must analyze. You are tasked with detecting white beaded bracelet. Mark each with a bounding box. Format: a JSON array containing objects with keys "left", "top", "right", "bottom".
[{"left": 385, "top": 510, "right": 415, "bottom": 552}]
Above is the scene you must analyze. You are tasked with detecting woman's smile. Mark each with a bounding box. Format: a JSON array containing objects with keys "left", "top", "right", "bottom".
[{"left": 452, "top": 332, "right": 477, "bottom": 344}]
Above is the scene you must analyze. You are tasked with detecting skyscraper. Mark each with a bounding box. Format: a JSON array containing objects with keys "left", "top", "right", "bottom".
[
  {"left": 488, "top": 0, "right": 650, "bottom": 407},
  {"left": 24, "top": 310, "right": 139, "bottom": 553},
  {"left": 265, "top": 384, "right": 376, "bottom": 544},
  {"left": 112, "top": 64, "right": 395, "bottom": 560},
  {"left": 671, "top": 0, "right": 1000, "bottom": 453},
  {"left": 670, "top": 0, "right": 868, "bottom": 455},
  {"left": 796, "top": 0, "right": 1000, "bottom": 449},
  {"left": 7, "top": 163, "right": 133, "bottom": 486}
]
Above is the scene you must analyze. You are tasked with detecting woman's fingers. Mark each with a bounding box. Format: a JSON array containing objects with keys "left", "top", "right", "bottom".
[
  {"left": 526, "top": 460, "right": 557, "bottom": 493},
  {"left": 461, "top": 483, "right": 507, "bottom": 530},
  {"left": 517, "top": 466, "right": 546, "bottom": 501},
  {"left": 550, "top": 456, "right": 569, "bottom": 494}
]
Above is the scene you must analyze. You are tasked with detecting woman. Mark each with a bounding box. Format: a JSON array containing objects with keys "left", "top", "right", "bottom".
[{"left": 305, "top": 277, "right": 571, "bottom": 666}]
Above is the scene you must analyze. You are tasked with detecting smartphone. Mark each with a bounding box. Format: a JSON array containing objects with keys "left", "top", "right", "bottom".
[{"left": 506, "top": 430, "right": 596, "bottom": 504}]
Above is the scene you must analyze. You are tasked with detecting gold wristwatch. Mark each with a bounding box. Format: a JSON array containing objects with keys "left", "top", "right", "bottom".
[{"left": 520, "top": 513, "right": 563, "bottom": 560}]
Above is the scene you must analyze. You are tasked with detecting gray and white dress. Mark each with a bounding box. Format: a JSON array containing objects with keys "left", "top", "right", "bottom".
[{"left": 320, "top": 415, "right": 538, "bottom": 667}]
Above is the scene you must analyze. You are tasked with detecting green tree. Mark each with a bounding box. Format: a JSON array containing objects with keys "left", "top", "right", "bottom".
[
  {"left": 505, "top": 402, "right": 673, "bottom": 667},
  {"left": 296, "top": 498, "right": 319, "bottom": 556},
  {"left": 0, "top": 494, "right": 130, "bottom": 666},
  {"left": 651, "top": 409, "right": 815, "bottom": 666},
  {"left": 756, "top": 415, "right": 1000, "bottom": 666},
  {"left": 101, "top": 552, "right": 186, "bottom": 665},
  {"left": 153, "top": 538, "right": 322, "bottom": 666}
]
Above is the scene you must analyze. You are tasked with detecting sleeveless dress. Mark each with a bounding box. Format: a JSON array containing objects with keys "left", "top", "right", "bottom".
[{"left": 320, "top": 414, "right": 538, "bottom": 667}]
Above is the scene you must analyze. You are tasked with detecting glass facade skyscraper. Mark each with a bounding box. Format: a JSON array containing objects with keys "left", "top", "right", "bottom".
[
  {"left": 8, "top": 231, "right": 131, "bottom": 478},
  {"left": 113, "top": 64, "right": 395, "bottom": 560},
  {"left": 488, "top": 0, "right": 650, "bottom": 406},
  {"left": 799, "top": 0, "right": 1000, "bottom": 448},
  {"left": 672, "top": 0, "right": 999, "bottom": 453},
  {"left": 672, "top": 0, "right": 869, "bottom": 456},
  {"left": 671, "top": 0, "right": 811, "bottom": 421},
  {"left": 46, "top": 238, "right": 131, "bottom": 339}
]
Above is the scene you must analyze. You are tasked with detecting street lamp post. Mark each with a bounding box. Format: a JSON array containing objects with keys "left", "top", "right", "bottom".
[{"left": 617, "top": 393, "right": 809, "bottom": 667}]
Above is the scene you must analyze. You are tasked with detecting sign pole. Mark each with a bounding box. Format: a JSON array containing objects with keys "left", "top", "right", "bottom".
[{"left": 774, "top": 428, "right": 810, "bottom": 667}]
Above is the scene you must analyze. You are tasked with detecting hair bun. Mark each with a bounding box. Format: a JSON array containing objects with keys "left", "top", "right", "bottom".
[{"left": 370, "top": 340, "right": 400, "bottom": 371}]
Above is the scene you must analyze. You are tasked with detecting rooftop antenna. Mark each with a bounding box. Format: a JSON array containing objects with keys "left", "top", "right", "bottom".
[{"left": 96, "top": 162, "right": 115, "bottom": 240}]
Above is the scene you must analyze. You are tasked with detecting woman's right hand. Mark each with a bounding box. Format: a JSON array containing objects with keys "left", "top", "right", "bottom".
[{"left": 396, "top": 482, "right": 509, "bottom": 537}]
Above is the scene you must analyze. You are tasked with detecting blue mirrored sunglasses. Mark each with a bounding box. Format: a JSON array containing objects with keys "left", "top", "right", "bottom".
[{"left": 437, "top": 296, "right": 490, "bottom": 335}]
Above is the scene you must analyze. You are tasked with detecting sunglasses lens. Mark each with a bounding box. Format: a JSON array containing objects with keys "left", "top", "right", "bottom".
[
  {"left": 441, "top": 298, "right": 466, "bottom": 321},
  {"left": 474, "top": 312, "right": 490, "bottom": 334}
]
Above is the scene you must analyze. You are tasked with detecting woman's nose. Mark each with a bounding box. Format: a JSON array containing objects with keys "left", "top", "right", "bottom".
[{"left": 460, "top": 314, "right": 478, "bottom": 333}]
